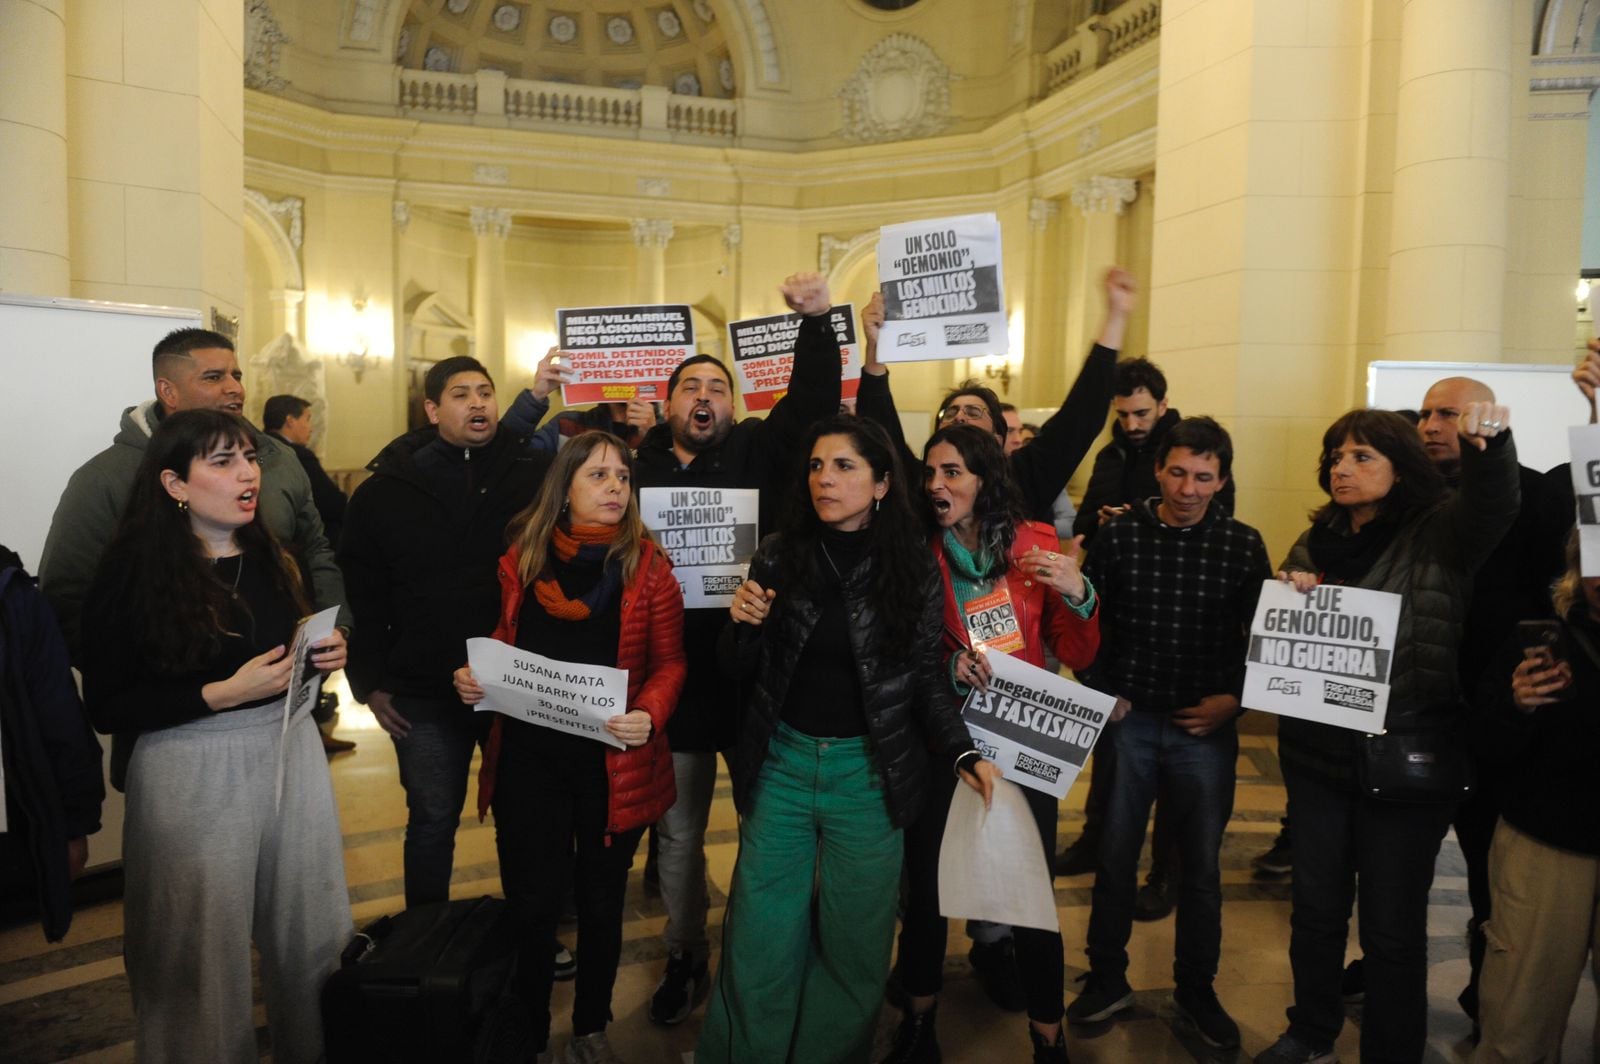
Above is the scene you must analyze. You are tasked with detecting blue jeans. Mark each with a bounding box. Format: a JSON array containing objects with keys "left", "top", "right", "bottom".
[
  {"left": 390, "top": 696, "right": 479, "bottom": 908},
  {"left": 1283, "top": 763, "right": 1454, "bottom": 1062},
  {"left": 1086, "top": 710, "right": 1237, "bottom": 989}
]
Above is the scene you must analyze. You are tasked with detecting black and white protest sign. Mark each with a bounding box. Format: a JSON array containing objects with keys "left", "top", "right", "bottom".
[
  {"left": 557, "top": 304, "right": 695, "bottom": 403},
  {"left": 278, "top": 604, "right": 340, "bottom": 808},
  {"left": 961, "top": 651, "right": 1116, "bottom": 799},
  {"left": 1242, "top": 580, "right": 1401, "bottom": 732},
  {"left": 467, "top": 638, "right": 627, "bottom": 749},
  {"left": 638, "top": 487, "right": 758, "bottom": 609},
  {"left": 876, "top": 213, "right": 1007, "bottom": 363},
  {"left": 728, "top": 304, "right": 860, "bottom": 411},
  {"left": 1569, "top": 425, "right": 1600, "bottom": 576}
]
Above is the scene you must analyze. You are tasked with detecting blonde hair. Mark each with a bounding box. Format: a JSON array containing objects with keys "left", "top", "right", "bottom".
[
  {"left": 509, "top": 432, "right": 650, "bottom": 587},
  {"left": 1552, "top": 527, "right": 1583, "bottom": 617}
]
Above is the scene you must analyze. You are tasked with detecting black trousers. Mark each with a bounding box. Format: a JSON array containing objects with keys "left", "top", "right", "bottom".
[
  {"left": 895, "top": 768, "right": 1065, "bottom": 1024},
  {"left": 492, "top": 723, "right": 645, "bottom": 1047},
  {"left": 1283, "top": 764, "right": 1455, "bottom": 1063}
]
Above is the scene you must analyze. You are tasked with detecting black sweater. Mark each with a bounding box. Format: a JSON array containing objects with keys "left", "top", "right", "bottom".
[
  {"left": 779, "top": 530, "right": 869, "bottom": 738},
  {"left": 82, "top": 552, "right": 298, "bottom": 734}
]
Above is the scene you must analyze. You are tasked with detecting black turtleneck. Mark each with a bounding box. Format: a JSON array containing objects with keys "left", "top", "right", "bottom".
[{"left": 780, "top": 527, "right": 872, "bottom": 738}]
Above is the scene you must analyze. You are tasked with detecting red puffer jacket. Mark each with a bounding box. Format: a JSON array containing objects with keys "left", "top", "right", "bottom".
[
  {"left": 476, "top": 538, "right": 686, "bottom": 835},
  {"left": 934, "top": 520, "right": 1100, "bottom": 671}
]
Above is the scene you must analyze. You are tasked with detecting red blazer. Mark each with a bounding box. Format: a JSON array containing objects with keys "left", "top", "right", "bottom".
[
  {"left": 476, "top": 538, "right": 686, "bottom": 835},
  {"left": 933, "top": 520, "right": 1100, "bottom": 672}
]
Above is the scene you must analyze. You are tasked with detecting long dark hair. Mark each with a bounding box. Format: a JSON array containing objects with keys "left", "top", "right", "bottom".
[
  {"left": 1311, "top": 408, "right": 1445, "bottom": 527},
  {"left": 777, "top": 415, "right": 930, "bottom": 657},
  {"left": 922, "top": 423, "right": 1027, "bottom": 578},
  {"left": 93, "top": 410, "right": 310, "bottom": 673}
]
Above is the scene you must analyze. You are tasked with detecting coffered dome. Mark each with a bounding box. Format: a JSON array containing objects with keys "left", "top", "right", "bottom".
[{"left": 395, "top": 0, "right": 737, "bottom": 97}]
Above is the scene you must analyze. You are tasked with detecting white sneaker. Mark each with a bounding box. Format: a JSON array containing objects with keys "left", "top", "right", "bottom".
[{"left": 566, "top": 1030, "right": 625, "bottom": 1064}]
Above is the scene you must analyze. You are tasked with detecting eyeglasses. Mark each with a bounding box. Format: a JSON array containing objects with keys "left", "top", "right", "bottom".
[{"left": 939, "top": 403, "right": 990, "bottom": 423}]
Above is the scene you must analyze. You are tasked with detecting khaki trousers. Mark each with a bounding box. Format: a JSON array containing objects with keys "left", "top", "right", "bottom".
[{"left": 1475, "top": 819, "right": 1600, "bottom": 1064}]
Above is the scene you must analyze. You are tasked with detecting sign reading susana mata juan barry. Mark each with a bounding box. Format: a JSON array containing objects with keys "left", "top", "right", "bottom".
[
  {"left": 466, "top": 637, "right": 627, "bottom": 749},
  {"left": 556, "top": 304, "right": 695, "bottom": 404},
  {"left": 727, "top": 304, "right": 861, "bottom": 411},
  {"left": 961, "top": 651, "right": 1117, "bottom": 800},
  {"left": 876, "top": 212, "right": 1007, "bottom": 363},
  {"left": 638, "top": 487, "right": 758, "bottom": 609},
  {"left": 1241, "top": 580, "right": 1401, "bottom": 733}
]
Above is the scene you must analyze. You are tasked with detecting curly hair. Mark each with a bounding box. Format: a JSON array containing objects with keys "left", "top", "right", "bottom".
[
  {"left": 1310, "top": 408, "right": 1445, "bottom": 527},
  {"left": 777, "top": 415, "right": 931, "bottom": 657},
  {"left": 922, "top": 423, "right": 1027, "bottom": 578},
  {"left": 91, "top": 410, "right": 310, "bottom": 674}
]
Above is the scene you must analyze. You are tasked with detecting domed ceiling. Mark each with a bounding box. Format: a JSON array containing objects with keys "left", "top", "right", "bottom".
[{"left": 394, "top": 0, "right": 737, "bottom": 98}]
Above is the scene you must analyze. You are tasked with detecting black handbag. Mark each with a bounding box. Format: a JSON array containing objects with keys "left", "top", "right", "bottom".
[{"left": 1357, "top": 721, "right": 1475, "bottom": 804}]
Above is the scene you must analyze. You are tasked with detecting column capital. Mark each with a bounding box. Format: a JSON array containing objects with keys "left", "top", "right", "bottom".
[
  {"left": 1070, "top": 176, "right": 1138, "bottom": 216},
  {"left": 470, "top": 206, "right": 513, "bottom": 238},
  {"left": 722, "top": 223, "right": 743, "bottom": 252},
  {"left": 393, "top": 200, "right": 410, "bottom": 233},
  {"left": 1028, "top": 197, "right": 1060, "bottom": 231},
  {"left": 631, "top": 218, "right": 675, "bottom": 249}
]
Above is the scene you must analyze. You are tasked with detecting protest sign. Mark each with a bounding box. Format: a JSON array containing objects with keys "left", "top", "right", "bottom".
[
  {"left": 961, "top": 651, "right": 1116, "bottom": 800},
  {"left": 277, "top": 604, "right": 340, "bottom": 808},
  {"left": 557, "top": 304, "right": 695, "bottom": 404},
  {"left": 638, "top": 487, "right": 758, "bottom": 609},
  {"left": 1241, "top": 579, "right": 1401, "bottom": 732},
  {"left": 938, "top": 780, "right": 1059, "bottom": 932},
  {"left": 727, "top": 305, "right": 860, "bottom": 411},
  {"left": 876, "top": 213, "right": 1007, "bottom": 364},
  {"left": 467, "top": 638, "right": 627, "bottom": 749},
  {"left": 1570, "top": 425, "right": 1600, "bottom": 576}
]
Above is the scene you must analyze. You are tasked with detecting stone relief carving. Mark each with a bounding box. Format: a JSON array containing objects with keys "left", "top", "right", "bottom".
[
  {"left": 1070, "top": 176, "right": 1138, "bottom": 216},
  {"left": 393, "top": 200, "right": 411, "bottom": 233},
  {"left": 446, "top": 0, "right": 471, "bottom": 14},
  {"left": 674, "top": 72, "right": 702, "bottom": 96},
  {"left": 244, "top": 188, "right": 304, "bottom": 251},
  {"left": 658, "top": 10, "right": 683, "bottom": 38},
  {"left": 424, "top": 45, "right": 452, "bottom": 71},
  {"left": 719, "top": 57, "right": 736, "bottom": 91},
  {"left": 1079, "top": 124, "right": 1102, "bottom": 153},
  {"left": 251, "top": 334, "right": 327, "bottom": 449},
  {"left": 692, "top": 0, "right": 715, "bottom": 21},
  {"left": 493, "top": 5, "right": 521, "bottom": 32},
  {"left": 549, "top": 14, "right": 578, "bottom": 43},
  {"left": 722, "top": 223, "right": 743, "bottom": 252},
  {"left": 474, "top": 164, "right": 510, "bottom": 185},
  {"left": 838, "top": 35, "right": 953, "bottom": 143},
  {"left": 607, "top": 16, "right": 635, "bottom": 45},
  {"left": 818, "top": 231, "right": 875, "bottom": 275},
  {"left": 470, "top": 206, "right": 514, "bottom": 238},
  {"left": 395, "top": 26, "right": 412, "bottom": 61},
  {"left": 631, "top": 219, "right": 675, "bottom": 249},
  {"left": 347, "top": 0, "right": 382, "bottom": 43},
  {"left": 244, "top": 0, "right": 291, "bottom": 91},
  {"left": 637, "top": 177, "right": 672, "bottom": 197},
  {"left": 1028, "top": 197, "right": 1059, "bottom": 231}
]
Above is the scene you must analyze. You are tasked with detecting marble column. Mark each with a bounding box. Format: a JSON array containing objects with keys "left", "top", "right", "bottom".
[
  {"left": 1384, "top": 0, "right": 1512, "bottom": 361},
  {"left": 632, "top": 218, "right": 675, "bottom": 303},
  {"left": 471, "top": 206, "right": 512, "bottom": 385},
  {"left": 0, "top": 0, "right": 69, "bottom": 294}
]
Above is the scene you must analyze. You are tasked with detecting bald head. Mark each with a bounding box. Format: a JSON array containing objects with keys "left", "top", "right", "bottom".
[{"left": 1418, "top": 377, "right": 1494, "bottom": 474}]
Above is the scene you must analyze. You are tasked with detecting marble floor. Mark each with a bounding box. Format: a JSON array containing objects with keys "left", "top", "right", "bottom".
[{"left": 2, "top": 691, "right": 1594, "bottom": 1063}]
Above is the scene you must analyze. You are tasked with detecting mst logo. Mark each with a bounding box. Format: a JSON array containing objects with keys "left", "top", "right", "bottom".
[
  {"left": 1014, "top": 751, "right": 1061, "bottom": 784},
  {"left": 1266, "top": 677, "right": 1303, "bottom": 696},
  {"left": 944, "top": 323, "right": 990, "bottom": 345},
  {"left": 974, "top": 738, "right": 1000, "bottom": 762},
  {"left": 896, "top": 331, "right": 928, "bottom": 347},
  {"left": 1323, "top": 679, "right": 1376, "bottom": 712}
]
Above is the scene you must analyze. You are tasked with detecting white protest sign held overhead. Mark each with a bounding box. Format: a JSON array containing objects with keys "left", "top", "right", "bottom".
[
  {"left": 638, "top": 487, "right": 758, "bottom": 609},
  {"left": 557, "top": 304, "right": 695, "bottom": 404},
  {"left": 876, "top": 213, "right": 1007, "bottom": 364},
  {"left": 1241, "top": 580, "right": 1401, "bottom": 733},
  {"left": 467, "top": 638, "right": 627, "bottom": 749},
  {"left": 961, "top": 651, "right": 1116, "bottom": 800},
  {"left": 1569, "top": 424, "right": 1600, "bottom": 576},
  {"left": 937, "top": 780, "right": 1059, "bottom": 933},
  {"left": 727, "top": 304, "right": 860, "bottom": 411}
]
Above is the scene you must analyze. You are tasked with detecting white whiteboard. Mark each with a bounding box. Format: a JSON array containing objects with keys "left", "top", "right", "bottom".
[
  {"left": 1366, "top": 361, "right": 1589, "bottom": 474},
  {"left": 0, "top": 295, "right": 202, "bottom": 572}
]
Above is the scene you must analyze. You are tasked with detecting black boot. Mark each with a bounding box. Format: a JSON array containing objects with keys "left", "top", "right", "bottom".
[
  {"left": 879, "top": 1004, "right": 940, "bottom": 1064},
  {"left": 1030, "top": 1025, "right": 1070, "bottom": 1063}
]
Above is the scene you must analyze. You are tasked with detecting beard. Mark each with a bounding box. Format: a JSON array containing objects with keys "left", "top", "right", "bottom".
[{"left": 670, "top": 408, "right": 734, "bottom": 454}]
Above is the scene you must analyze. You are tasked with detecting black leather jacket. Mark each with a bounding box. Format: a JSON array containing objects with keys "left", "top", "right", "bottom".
[{"left": 725, "top": 534, "right": 975, "bottom": 827}]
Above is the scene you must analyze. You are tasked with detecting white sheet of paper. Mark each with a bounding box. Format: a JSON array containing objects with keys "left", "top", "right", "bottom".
[
  {"left": 467, "top": 638, "right": 627, "bottom": 749},
  {"left": 1241, "top": 580, "right": 1401, "bottom": 732},
  {"left": 276, "top": 605, "right": 340, "bottom": 808},
  {"left": 1569, "top": 424, "right": 1600, "bottom": 576},
  {"left": 937, "top": 780, "right": 1059, "bottom": 933}
]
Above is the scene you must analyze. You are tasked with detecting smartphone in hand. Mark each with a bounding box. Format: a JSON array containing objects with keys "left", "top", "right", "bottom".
[{"left": 1517, "top": 619, "right": 1568, "bottom": 667}]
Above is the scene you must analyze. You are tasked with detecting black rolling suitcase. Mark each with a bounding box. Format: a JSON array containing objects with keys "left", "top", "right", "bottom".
[{"left": 322, "top": 896, "right": 526, "bottom": 1063}]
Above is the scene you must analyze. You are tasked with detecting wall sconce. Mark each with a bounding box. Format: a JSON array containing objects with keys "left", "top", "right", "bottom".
[
  {"left": 983, "top": 359, "right": 1013, "bottom": 394},
  {"left": 337, "top": 296, "right": 372, "bottom": 383}
]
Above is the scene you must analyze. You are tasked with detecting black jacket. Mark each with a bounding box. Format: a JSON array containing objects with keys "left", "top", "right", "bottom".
[
  {"left": 339, "top": 428, "right": 551, "bottom": 703},
  {"left": 855, "top": 342, "right": 1118, "bottom": 523},
  {"left": 0, "top": 547, "right": 104, "bottom": 942},
  {"left": 274, "top": 433, "right": 348, "bottom": 548},
  {"left": 724, "top": 534, "right": 974, "bottom": 827},
  {"left": 630, "top": 313, "right": 842, "bottom": 752},
  {"left": 1073, "top": 408, "right": 1237, "bottom": 543}
]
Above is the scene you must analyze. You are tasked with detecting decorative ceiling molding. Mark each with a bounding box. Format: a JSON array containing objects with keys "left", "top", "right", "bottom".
[
  {"left": 838, "top": 34, "right": 953, "bottom": 144},
  {"left": 736, "top": 0, "right": 782, "bottom": 84},
  {"left": 818, "top": 229, "right": 875, "bottom": 276},
  {"left": 243, "top": 188, "right": 306, "bottom": 289},
  {"left": 470, "top": 205, "right": 514, "bottom": 237}
]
